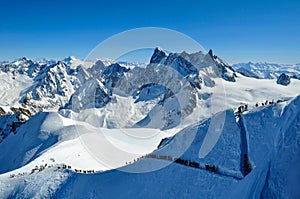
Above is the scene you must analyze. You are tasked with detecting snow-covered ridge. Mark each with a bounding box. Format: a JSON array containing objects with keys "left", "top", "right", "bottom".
[{"left": 0, "top": 95, "right": 299, "bottom": 198}]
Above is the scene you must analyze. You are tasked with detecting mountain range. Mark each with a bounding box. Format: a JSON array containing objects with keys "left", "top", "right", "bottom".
[{"left": 0, "top": 48, "right": 299, "bottom": 198}]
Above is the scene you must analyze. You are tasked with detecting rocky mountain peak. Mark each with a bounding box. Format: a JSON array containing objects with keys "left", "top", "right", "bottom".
[
  {"left": 277, "top": 73, "right": 291, "bottom": 86},
  {"left": 150, "top": 47, "right": 168, "bottom": 64},
  {"left": 208, "top": 49, "right": 214, "bottom": 58}
]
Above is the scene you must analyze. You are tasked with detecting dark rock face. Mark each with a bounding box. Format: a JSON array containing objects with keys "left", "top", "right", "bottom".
[
  {"left": 94, "top": 83, "right": 111, "bottom": 108},
  {"left": 208, "top": 49, "right": 214, "bottom": 58},
  {"left": 150, "top": 47, "right": 168, "bottom": 64},
  {"left": 277, "top": 73, "right": 291, "bottom": 86},
  {"left": 101, "top": 63, "right": 129, "bottom": 89}
]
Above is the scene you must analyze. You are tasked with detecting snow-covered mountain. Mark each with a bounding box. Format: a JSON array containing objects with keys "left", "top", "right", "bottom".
[
  {"left": 0, "top": 48, "right": 300, "bottom": 198},
  {"left": 232, "top": 62, "right": 300, "bottom": 79},
  {"left": 61, "top": 48, "right": 237, "bottom": 130}
]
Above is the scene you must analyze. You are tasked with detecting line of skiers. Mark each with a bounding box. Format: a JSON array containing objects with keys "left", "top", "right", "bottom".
[
  {"left": 125, "top": 154, "right": 174, "bottom": 165},
  {"left": 145, "top": 153, "right": 173, "bottom": 161},
  {"left": 29, "top": 163, "right": 71, "bottom": 175},
  {"left": 30, "top": 164, "right": 48, "bottom": 174},
  {"left": 205, "top": 164, "right": 217, "bottom": 172},
  {"left": 57, "top": 164, "right": 72, "bottom": 170},
  {"left": 57, "top": 164, "right": 96, "bottom": 174},
  {"left": 27, "top": 163, "right": 95, "bottom": 176},
  {"left": 144, "top": 153, "right": 218, "bottom": 173},
  {"left": 237, "top": 104, "right": 248, "bottom": 114},
  {"left": 74, "top": 169, "right": 95, "bottom": 174},
  {"left": 174, "top": 158, "right": 200, "bottom": 169},
  {"left": 255, "top": 99, "right": 275, "bottom": 107},
  {"left": 10, "top": 172, "right": 27, "bottom": 178},
  {"left": 237, "top": 98, "right": 280, "bottom": 115}
]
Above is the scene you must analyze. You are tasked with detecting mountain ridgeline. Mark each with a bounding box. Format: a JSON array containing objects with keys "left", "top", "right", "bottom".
[{"left": 0, "top": 48, "right": 236, "bottom": 131}]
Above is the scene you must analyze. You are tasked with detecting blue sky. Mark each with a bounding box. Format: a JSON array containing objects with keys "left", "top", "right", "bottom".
[{"left": 0, "top": 0, "right": 299, "bottom": 64}]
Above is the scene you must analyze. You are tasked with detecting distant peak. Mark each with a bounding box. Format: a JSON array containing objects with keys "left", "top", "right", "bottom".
[{"left": 63, "top": 56, "right": 78, "bottom": 62}]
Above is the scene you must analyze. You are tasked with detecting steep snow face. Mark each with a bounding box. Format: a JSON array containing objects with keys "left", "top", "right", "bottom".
[
  {"left": 225, "top": 95, "right": 300, "bottom": 199},
  {"left": 232, "top": 62, "right": 300, "bottom": 79},
  {"left": 0, "top": 112, "right": 72, "bottom": 173},
  {"left": 155, "top": 109, "right": 242, "bottom": 175},
  {"left": 261, "top": 103, "right": 300, "bottom": 198}
]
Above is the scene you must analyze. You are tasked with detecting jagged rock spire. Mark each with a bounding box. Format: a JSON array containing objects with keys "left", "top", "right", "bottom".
[
  {"left": 208, "top": 49, "right": 213, "bottom": 58},
  {"left": 150, "top": 47, "right": 167, "bottom": 64}
]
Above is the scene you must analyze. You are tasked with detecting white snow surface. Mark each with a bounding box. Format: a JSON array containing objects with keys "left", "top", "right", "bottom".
[
  {"left": 1, "top": 95, "right": 299, "bottom": 198},
  {"left": 0, "top": 73, "right": 33, "bottom": 106}
]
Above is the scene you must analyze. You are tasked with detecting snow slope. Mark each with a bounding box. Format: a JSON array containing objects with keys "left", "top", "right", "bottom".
[
  {"left": 0, "top": 73, "right": 33, "bottom": 107},
  {"left": 155, "top": 109, "right": 242, "bottom": 176},
  {"left": 1, "top": 95, "right": 299, "bottom": 198},
  {"left": 0, "top": 111, "right": 173, "bottom": 175},
  {"left": 56, "top": 95, "right": 300, "bottom": 199},
  {"left": 226, "top": 95, "right": 300, "bottom": 199}
]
